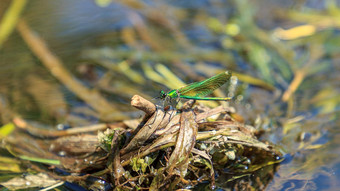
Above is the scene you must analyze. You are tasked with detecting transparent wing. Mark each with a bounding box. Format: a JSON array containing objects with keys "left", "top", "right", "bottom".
[{"left": 177, "top": 71, "right": 231, "bottom": 97}]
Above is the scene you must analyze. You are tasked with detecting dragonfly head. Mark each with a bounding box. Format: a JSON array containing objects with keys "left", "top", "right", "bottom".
[{"left": 159, "top": 90, "right": 167, "bottom": 99}]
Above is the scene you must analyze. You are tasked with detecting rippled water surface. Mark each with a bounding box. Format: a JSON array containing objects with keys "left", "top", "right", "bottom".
[{"left": 0, "top": 0, "right": 339, "bottom": 190}]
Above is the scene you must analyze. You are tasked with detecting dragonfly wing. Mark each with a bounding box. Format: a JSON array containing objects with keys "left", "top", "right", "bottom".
[{"left": 178, "top": 71, "right": 232, "bottom": 97}]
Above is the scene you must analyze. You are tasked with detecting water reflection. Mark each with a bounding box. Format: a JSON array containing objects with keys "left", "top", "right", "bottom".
[{"left": 0, "top": 0, "right": 339, "bottom": 190}]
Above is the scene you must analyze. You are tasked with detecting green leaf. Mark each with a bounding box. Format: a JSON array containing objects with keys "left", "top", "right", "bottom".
[{"left": 0, "top": 123, "right": 15, "bottom": 138}]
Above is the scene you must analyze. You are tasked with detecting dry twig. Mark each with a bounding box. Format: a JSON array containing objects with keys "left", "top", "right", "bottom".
[{"left": 16, "top": 19, "right": 127, "bottom": 121}]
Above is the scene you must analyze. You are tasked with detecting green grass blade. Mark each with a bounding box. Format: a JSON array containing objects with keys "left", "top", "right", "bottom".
[{"left": 19, "top": 155, "right": 60, "bottom": 165}]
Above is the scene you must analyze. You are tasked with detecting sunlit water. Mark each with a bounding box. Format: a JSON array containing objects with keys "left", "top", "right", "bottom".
[{"left": 0, "top": 0, "right": 339, "bottom": 190}]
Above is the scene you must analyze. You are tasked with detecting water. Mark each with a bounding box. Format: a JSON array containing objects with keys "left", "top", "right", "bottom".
[{"left": 0, "top": 0, "right": 339, "bottom": 190}]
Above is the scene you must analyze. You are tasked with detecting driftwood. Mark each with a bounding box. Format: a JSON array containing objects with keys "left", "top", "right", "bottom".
[{"left": 4, "top": 95, "right": 281, "bottom": 190}]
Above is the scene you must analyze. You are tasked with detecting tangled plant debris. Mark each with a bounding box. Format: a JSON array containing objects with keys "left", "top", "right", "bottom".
[{"left": 3, "top": 95, "right": 282, "bottom": 190}]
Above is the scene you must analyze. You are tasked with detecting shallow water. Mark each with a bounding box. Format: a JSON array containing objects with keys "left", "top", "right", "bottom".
[{"left": 0, "top": 0, "right": 339, "bottom": 190}]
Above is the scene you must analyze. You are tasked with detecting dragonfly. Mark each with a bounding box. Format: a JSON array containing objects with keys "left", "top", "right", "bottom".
[{"left": 159, "top": 71, "right": 232, "bottom": 107}]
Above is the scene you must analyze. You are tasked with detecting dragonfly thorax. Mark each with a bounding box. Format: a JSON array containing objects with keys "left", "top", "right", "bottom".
[
  {"left": 158, "top": 71, "right": 232, "bottom": 107},
  {"left": 167, "top": 89, "right": 179, "bottom": 98},
  {"left": 159, "top": 89, "right": 180, "bottom": 108}
]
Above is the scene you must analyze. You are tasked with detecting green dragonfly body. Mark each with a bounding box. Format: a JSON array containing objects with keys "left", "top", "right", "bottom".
[{"left": 160, "top": 71, "right": 232, "bottom": 106}]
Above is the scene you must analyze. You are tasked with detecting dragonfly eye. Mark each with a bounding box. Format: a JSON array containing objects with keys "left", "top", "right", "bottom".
[{"left": 159, "top": 90, "right": 166, "bottom": 99}]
